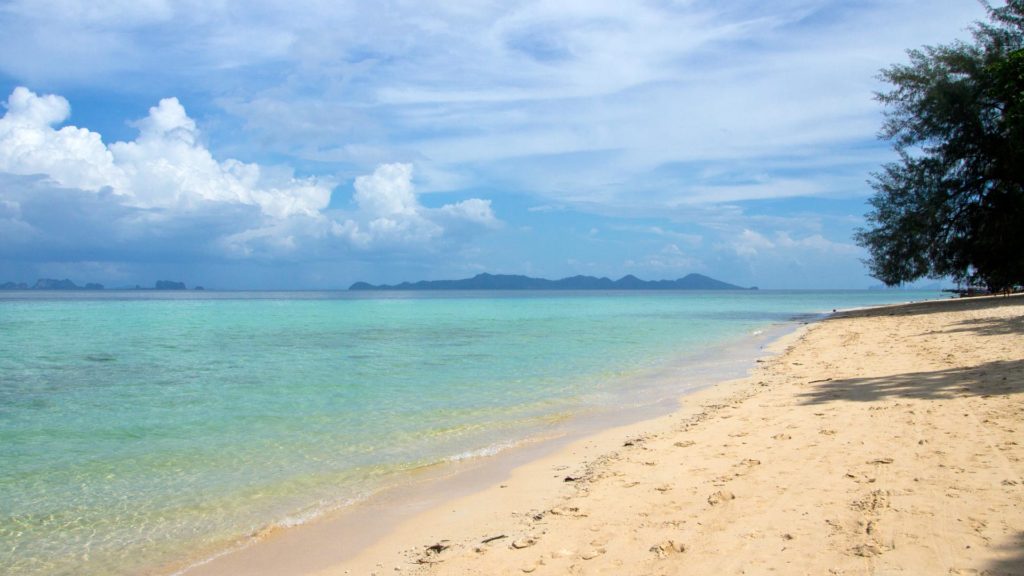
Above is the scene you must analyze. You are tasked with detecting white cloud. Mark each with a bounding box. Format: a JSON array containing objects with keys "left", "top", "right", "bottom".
[
  {"left": 336, "top": 162, "right": 498, "bottom": 248},
  {"left": 0, "top": 87, "right": 331, "bottom": 219},
  {"left": 0, "top": 1, "right": 985, "bottom": 214},
  {"left": 4, "top": 86, "right": 71, "bottom": 126},
  {"left": 437, "top": 198, "right": 499, "bottom": 227},
  {"left": 0, "top": 2, "right": 990, "bottom": 288},
  {"left": 0, "top": 88, "right": 498, "bottom": 259},
  {"left": 732, "top": 228, "right": 859, "bottom": 259},
  {"left": 733, "top": 229, "right": 776, "bottom": 258},
  {"left": 614, "top": 225, "right": 703, "bottom": 247},
  {"left": 353, "top": 162, "right": 419, "bottom": 217},
  {"left": 624, "top": 243, "right": 703, "bottom": 274},
  {"left": 0, "top": 87, "right": 121, "bottom": 192},
  {"left": 774, "top": 231, "right": 860, "bottom": 256},
  {"left": 6, "top": 0, "right": 174, "bottom": 27}
]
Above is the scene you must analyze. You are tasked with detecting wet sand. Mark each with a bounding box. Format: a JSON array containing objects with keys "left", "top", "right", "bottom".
[{"left": 187, "top": 295, "right": 1024, "bottom": 575}]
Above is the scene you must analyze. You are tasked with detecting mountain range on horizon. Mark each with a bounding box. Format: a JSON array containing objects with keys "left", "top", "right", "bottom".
[
  {"left": 0, "top": 279, "right": 198, "bottom": 291},
  {"left": 349, "top": 273, "right": 755, "bottom": 291}
]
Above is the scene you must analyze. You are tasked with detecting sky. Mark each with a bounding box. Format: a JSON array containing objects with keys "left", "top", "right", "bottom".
[{"left": 0, "top": 0, "right": 990, "bottom": 289}]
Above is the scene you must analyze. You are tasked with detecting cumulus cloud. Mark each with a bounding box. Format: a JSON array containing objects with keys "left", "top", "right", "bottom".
[
  {"left": 0, "top": 87, "right": 498, "bottom": 264},
  {"left": 0, "top": 87, "right": 331, "bottom": 219},
  {"left": 0, "top": 2, "right": 975, "bottom": 288},
  {"left": 708, "top": 226, "right": 870, "bottom": 288},
  {"left": 0, "top": 2, "right": 990, "bottom": 217},
  {"left": 0, "top": 87, "right": 120, "bottom": 192},
  {"left": 437, "top": 198, "right": 500, "bottom": 227},
  {"left": 0, "top": 173, "right": 251, "bottom": 263},
  {"left": 334, "top": 162, "right": 498, "bottom": 248},
  {"left": 732, "top": 228, "right": 859, "bottom": 259},
  {"left": 130, "top": 0, "right": 980, "bottom": 214},
  {"left": 733, "top": 229, "right": 777, "bottom": 258},
  {"left": 353, "top": 163, "right": 419, "bottom": 218},
  {"left": 624, "top": 243, "right": 703, "bottom": 273}
]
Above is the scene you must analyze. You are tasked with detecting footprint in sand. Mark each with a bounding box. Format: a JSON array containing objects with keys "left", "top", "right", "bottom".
[
  {"left": 708, "top": 490, "right": 736, "bottom": 505},
  {"left": 851, "top": 543, "right": 886, "bottom": 557},
  {"left": 650, "top": 540, "right": 686, "bottom": 558},
  {"left": 548, "top": 506, "right": 585, "bottom": 517}
]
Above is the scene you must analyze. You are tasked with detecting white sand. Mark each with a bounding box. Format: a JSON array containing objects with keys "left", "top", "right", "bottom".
[{"left": 187, "top": 295, "right": 1024, "bottom": 576}]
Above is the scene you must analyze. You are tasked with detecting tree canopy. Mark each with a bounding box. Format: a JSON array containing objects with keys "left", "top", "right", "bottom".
[{"left": 857, "top": 1, "right": 1024, "bottom": 292}]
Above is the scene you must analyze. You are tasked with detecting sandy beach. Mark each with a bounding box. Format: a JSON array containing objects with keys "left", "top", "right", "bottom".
[{"left": 188, "top": 295, "right": 1024, "bottom": 576}]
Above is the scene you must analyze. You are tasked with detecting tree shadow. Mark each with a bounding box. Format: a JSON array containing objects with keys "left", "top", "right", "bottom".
[
  {"left": 796, "top": 358, "right": 1024, "bottom": 405},
  {"left": 801, "top": 294, "right": 1024, "bottom": 404},
  {"left": 983, "top": 531, "right": 1024, "bottom": 576},
  {"left": 941, "top": 313, "right": 1024, "bottom": 337},
  {"left": 832, "top": 293, "right": 1024, "bottom": 321},
  {"left": 805, "top": 296, "right": 1024, "bottom": 569}
]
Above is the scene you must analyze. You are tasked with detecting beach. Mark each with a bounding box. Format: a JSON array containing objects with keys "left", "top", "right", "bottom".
[
  {"left": 7, "top": 290, "right": 943, "bottom": 576},
  {"left": 187, "top": 294, "right": 1024, "bottom": 575}
]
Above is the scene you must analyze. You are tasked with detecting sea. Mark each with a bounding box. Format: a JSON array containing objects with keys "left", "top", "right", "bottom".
[{"left": 0, "top": 289, "right": 942, "bottom": 575}]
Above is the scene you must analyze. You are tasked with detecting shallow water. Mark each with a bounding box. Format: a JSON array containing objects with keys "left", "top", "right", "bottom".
[{"left": 0, "top": 289, "right": 941, "bottom": 575}]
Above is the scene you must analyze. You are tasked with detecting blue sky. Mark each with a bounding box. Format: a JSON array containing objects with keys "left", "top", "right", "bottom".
[{"left": 0, "top": 0, "right": 988, "bottom": 289}]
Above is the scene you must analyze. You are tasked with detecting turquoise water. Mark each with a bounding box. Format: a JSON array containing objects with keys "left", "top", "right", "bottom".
[{"left": 0, "top": 290, "right": 941, "bottom": 575}]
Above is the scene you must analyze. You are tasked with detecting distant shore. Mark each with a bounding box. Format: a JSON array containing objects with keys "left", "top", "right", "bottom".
[
  {"left": 348, "top": 272, "right": 755, "bottom": 291},
  {"left": 0, "top": 278, "right": 200, "bottom": 291},
  {"left": 182, "top": 294, "right": 1024, "bottom": 575}
]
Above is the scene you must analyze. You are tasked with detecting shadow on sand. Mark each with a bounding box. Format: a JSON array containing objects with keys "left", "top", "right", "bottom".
[
  {"left": 941, "top": 312, "right": 1024, "bottom": 337},
  {"left": 832, "top": 293, "right": 1024, "bottom": 322},
  {"left": 795, "top": 358, "right": 1024, "bottom": 405},
  {"left": 796, "top": 294, "right": 1024, "bottom": 405},
  {"left": 984, "top": 532, "right": 1024, "bottom": 576},
  {"left": 800, "top": 295, "right": 1024, "bottom": 573}
]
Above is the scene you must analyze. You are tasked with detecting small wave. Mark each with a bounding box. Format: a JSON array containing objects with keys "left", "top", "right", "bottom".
[
  {"left": 751, "top": 330, "right": 764, "bottom": 336},
  {"left": 167, "top": 495, "right": 370, "bottom": 576},
  {"left": 274, "top": 496, "right": 366, "bottom": 529},
  {"left": 445, "top": 440, "right": 520, "bottom": 463}
]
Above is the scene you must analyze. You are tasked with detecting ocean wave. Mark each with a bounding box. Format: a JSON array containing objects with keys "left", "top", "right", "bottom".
[{"left": 445, "top": 440, "right": 521, "bottom": 462}]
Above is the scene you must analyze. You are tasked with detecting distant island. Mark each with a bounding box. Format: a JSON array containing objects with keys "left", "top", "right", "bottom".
[
  {"left": 350, "top": 273, "right": 755, "bottom": 291},
  {"left": 1, "top": 278, "right": 106, "bottom": 290},
  {"left": 0, "top": 278, "right": 199, "bottom": 290}
]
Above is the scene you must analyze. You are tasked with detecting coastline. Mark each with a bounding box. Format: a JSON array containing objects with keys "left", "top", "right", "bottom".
[
  {"left": 174, "top": 307, "right": 803, "bottom": 576},
  {"left": 181, "top": 294, "right": 1024, "bottom": 575},
  {"left": 3, "top": 290, "right": 947, "bottom": 576}
]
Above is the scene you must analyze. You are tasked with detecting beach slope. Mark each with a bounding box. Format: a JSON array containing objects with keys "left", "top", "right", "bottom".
[{"left": 195, "top": 295, "right": 1024, "bottom": 575}]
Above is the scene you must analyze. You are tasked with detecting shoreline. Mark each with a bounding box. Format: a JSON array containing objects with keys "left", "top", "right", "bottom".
[
  {"left": 173, "top": 306, "right": 847, "bottom": 575},
  {"left": 2, "top": 290, "right": 947, "bottom": 576},
  {"left": 174, "top": 314, "right": 805, "bottom": 576},
  {"left": 181, "top": 294, "right": 1023, "bottom": 575}
]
